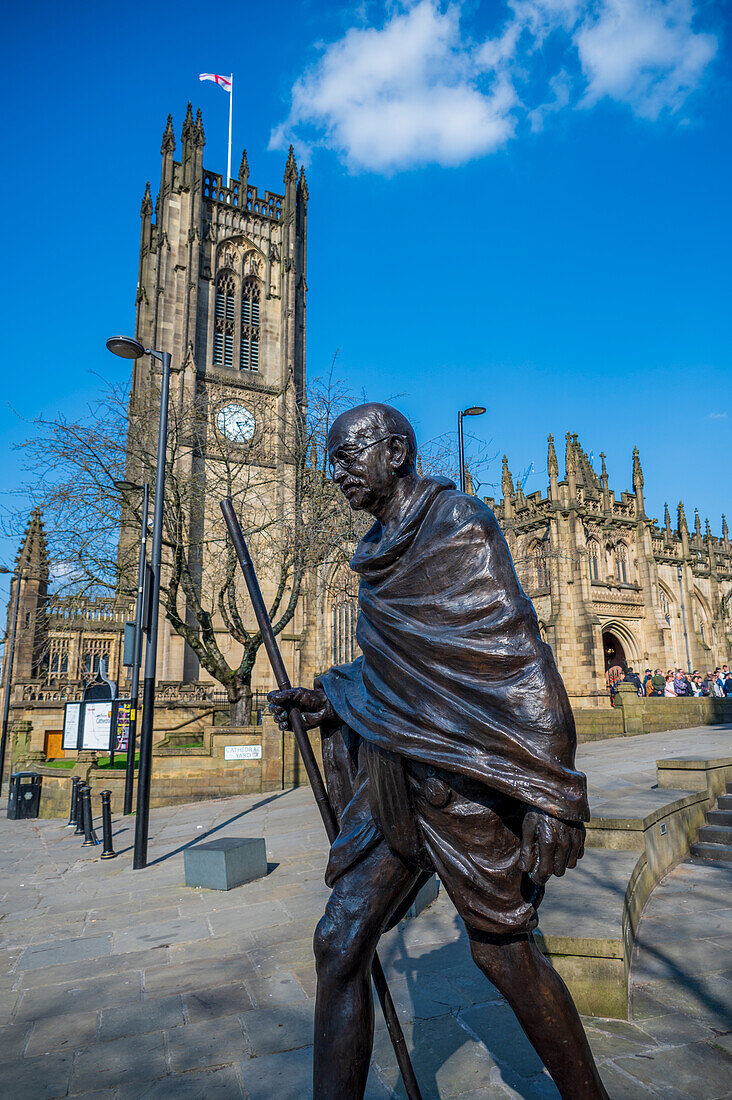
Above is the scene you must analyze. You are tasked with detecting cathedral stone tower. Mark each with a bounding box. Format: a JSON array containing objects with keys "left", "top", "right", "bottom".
[
  {"left": 130, "top": 106, "right": 308, "bottom": 683},
  {"left": 4, "top": 508, "right": 49, "bottom": 688}
]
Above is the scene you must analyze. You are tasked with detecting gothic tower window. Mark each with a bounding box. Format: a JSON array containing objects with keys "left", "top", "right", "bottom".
[
  {"left": 213, "top": 272, "right": 236, "bottom": 367},
  {"left": 49, "top": 641, "right": 69, "bottom": 678},
  {"left": 659, "top": 587, "right": 671, "bottom": 625},
  {"left": 615, "top": 543, "right": 628, "bottom": 583},
  {"left": 240, "top": 279, "right": 260, "bottom": 371},
  {"left": 531, "top": 541, "right": 550, "bottom": 590},
  {"left": 332, "top": 597, "right": 358, "bottom": 664},
  {"left": 588, "top": 539, "right": 600, "bottom": 581}
]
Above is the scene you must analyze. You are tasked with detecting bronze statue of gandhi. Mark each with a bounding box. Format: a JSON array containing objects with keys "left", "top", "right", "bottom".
[{"left": 269, "top": 403, "right": 608, "bottom": 1100}]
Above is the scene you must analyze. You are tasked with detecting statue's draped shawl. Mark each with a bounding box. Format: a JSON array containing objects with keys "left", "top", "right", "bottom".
[{"left": 319, "top": 477, "right": 589, "bottom": 822}]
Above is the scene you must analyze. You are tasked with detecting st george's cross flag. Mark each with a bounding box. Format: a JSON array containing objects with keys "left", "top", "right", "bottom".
[{"left": 199, "top": 73, "right": 232, "bottom": 92}]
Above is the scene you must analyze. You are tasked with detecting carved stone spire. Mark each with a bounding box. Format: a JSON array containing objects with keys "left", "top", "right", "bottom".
[
  {"left": 565, "top": 432, "right": 576, "bottom": 476},
  {"left": 465, "top": 468, "right": 474, "bottom": 495},
  {"left": 194, "top": 107, "right": 205, "bottom": 147},
  {"left": 161, "top": 113, "right": 175, "bottom": 154},
  {"left": 298, "top": 164, "right": 309, "bottom": 203},
  {"left": 239, "top": 148, "right": 249, "bottom": 181},
  {"left": 547, "top": 434, "right": 558, "bottom": 478},
  {"left": 502, "top": 455, "right": 514, "bottom": 498},
  {"left": 181, "top": 101, "right": 194, "bottom": 142},
  {"left": 664, "top": 502, "right": 671, "bottom": 537},
  {"left": 632, "top": 446, "right": 643, "bottom": 491},
  {"left": 677, "top": 500, "right": 688, "bottom": 535},
  {"left": 140, "top": 181, "right": 152, "bottom": 218},
  {"left": 723, "top": 514, "right": 729, "bottom": 541},
  {"left": 284, "top": 145, "right": 298, "bottom": 184},
  {"left": 694, "top": 508, "right": 702, "bottom": 538},
  {"left": 705, "top": 518, "right": 712, "bottom": 541}
]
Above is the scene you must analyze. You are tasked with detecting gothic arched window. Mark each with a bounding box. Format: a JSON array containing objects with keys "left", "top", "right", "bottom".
[
  {"left": 240, "top": 279, "right": 260, "bottom": 372},
  {"left": 615, "top": 543, "right": 628, "bottom": 583},
  {"left": 588, "top": 539, "right": 600, "bottom": 582},
  {"left": 659, "top": 586, "right": 672, "bottom": 625},
  {"left": 531, "top": 541, "right": 550, "bottom": 590},
  {"left": 213, "top": 272, "right": 236, "bottom": 367}
]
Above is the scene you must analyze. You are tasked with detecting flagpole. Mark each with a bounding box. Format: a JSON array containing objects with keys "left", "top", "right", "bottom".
[{"left": 227, "top": 74, "right": 233, "bottom": 187}]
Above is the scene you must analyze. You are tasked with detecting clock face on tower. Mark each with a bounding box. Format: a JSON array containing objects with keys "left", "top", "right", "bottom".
[{"left": 216, "top": 403, "right": 255, "bottom": 444}]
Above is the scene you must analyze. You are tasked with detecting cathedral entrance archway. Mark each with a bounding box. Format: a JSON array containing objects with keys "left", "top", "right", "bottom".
[
  {"left": 601, "top": 620, "right": 641, "bottom": 676},
  {"left": 603, "top": 631, "right": 626, "bottom": 673}
]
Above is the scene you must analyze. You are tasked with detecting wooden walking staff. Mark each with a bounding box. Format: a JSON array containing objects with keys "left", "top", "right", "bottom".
[{"left": 220, "top": 499, "right": 423, "bottom": 1100}]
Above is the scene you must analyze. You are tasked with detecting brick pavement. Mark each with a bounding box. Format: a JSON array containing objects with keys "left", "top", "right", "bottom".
[{"left": 0, "top": 727, "right": 730, "bottom": 1098}]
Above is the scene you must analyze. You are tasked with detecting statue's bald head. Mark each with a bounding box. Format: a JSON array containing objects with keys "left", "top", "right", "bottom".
[{"left": 328, "top": 403, "right": 417, "bottom": 469}]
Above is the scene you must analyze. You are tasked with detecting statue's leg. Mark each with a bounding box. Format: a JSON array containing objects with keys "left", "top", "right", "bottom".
[
  {"left": 466, "top": 931, "right": 609, "bottom": 1099},
  {"left": 313, "top": 841, "right": 418, "bottom": 1100}
]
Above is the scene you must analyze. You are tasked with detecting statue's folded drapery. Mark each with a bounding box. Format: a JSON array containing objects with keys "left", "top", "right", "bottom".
[{"left": 319, "top": 477, "right": 589, "bottom": 823}]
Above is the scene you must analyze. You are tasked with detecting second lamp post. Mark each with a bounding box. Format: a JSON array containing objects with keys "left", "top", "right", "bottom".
[
  {"left": 107, "top": 336, "right": 171, "bottom": 869},
  {"left": 457, "top": 406, "right": 486, "bottom": 493}
]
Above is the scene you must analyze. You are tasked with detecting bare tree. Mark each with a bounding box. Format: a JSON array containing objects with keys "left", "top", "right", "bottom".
[{"left": 12, "top": 370, "right": 361, "bottom": 723}]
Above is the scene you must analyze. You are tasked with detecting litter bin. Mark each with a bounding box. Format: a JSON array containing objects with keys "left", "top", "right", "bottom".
[{"left": 7, "top": 772, "right": 42, "bottom": 820}]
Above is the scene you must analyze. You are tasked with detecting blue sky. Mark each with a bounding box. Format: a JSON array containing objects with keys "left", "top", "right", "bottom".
[{"left": 1, "top": 0, "right": 730, "bottom": 606}]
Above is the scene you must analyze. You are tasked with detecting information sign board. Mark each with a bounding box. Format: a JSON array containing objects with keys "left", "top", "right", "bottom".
[
  {"left": 62, "top": 702, "right": 82, "bottom": 750},
  {"left": 82, "top": 701, "right": 114, "bottom": 750},
  {"left": 114, "top": 701, "right": 132, "bottom": 753}
]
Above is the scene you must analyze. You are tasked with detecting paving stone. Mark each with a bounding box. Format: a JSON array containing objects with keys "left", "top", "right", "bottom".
[
  {"left": 71, "top": 1031, "right": 167, "bottom": 1092},
  {"left": 19, "top": 934, "right": 112, "bottom": 971},
  {"left": 15, "top": 972, "right": 142, "bottom": 1021},
  {"left": 18, "top": 947, "right": 168, "bottom": 990},
  {"left": 0, "top": 1051, "right": 73, "bottom": 1099},
  {"left": 459, "top": 1001, "right": 546, "bottom": 1079},
  {"left": 244, "top": 970, "right": 308, "bottom": 1009},
  {"left": 613, "top": 1039, "right": 732, "bottom": 1099},
  {"left": 596, "top": 1062, "right": 659, "bottom": 1098},
  {"left": 98, "top": 994, "right": 184, "bottom": 1040},
  {"left": 242, "top": 1002, "right": 314, "bottom": 1056},
  {"left": 139, "top": 1065, "right": 245, "bottom": 1098},
  {"left": 0, "top": 1019, "right": 33, "bottom": 1061},
  {"left": 372, "top": 1013, "right": 498, "bottom": 1098},
  {"left": 183, "top": 981, "right": 254, "bottom": 1022},
  {"left": 113, "top": 916, "right": 211, "bottom": 953},
  {"left": 239, "top": 1046, "right": 390, "bottom": 1099},
  {"left": 25, "top": 1009, "right": 99, "bottom": 1056},
  {"left": 144, "top": 953, "right": 257, "bottom": 996},
  {"left": 165, "top": 1013, "right": 247, "bottom": 1072}
]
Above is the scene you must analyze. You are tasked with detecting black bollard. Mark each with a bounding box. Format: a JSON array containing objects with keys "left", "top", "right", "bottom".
[
  {"left": 74, "top": 783, "right": 87, "bottom": 836},
  {"left": 81, "top": 785, "right": 99, "bottom": 847},
  {"left": 99, "top": 790, "right": 116, "bottom": 859},
  {"left": 66, "top": 777, "right": 81, "bottom": 828}
]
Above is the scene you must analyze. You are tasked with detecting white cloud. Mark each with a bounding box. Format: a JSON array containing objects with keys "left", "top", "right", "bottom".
[
  {"left": 273, "top": 0, "right": 717, "bottom": 172},
  {"left": 708, "top": 411, "right": 728, "bottom": 419},
  {"left": 271, "top": 2, "right": 517, "bottom": 171},
  {"left": 575, "top": 0, "right": 717, "bottom": 119}
]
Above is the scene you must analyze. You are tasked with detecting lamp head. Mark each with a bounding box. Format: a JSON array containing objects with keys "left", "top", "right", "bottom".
[
  {"left": 464, "top": 406, "right": 486, "bottom": 417},
  {"left": 113, "top": 480, "right": 143, "bottom": 493},
  {"left": 106, "top": 336, "right": 146, "bottom": 360}
]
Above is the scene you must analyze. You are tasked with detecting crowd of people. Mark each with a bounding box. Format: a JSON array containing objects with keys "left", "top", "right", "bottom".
[{"left": 608, "top": 664, "right": 732, "bottom": 702}]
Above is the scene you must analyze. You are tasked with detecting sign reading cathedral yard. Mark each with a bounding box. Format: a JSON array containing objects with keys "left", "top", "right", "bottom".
[{"left": 224, "top": 744, "right": 262, "bottom": 761}]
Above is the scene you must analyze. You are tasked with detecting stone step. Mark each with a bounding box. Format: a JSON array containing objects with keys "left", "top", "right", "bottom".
[
  {"left": 717, "top": 794, "right": 732, "bottom": 811},
  {"left": 697, "top": 824, "right": 732, "bottom": 845},
  {"left": 690, "top": 841, "right": 732, "bottom": 862},
  {"left": 707, "top": 809, "right": 732, "bottom": 827}
]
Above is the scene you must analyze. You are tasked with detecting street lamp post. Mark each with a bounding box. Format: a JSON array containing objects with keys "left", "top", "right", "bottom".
[
  {"left": 457, "top": 406, "right": 486, "bottom": 493},
  {"left": 107, "top": 336, "right": 171, "bottom": 868},
  {"left": 0, "top": 566, "right": 22, "bottom": 795},
  {"left": 114, "top": 480, "right": 150, "bottom": 816}
]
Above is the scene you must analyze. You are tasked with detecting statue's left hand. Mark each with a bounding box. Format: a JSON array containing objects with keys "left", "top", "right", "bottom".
[{"left": 518, "top": 810, "right": 585, "bottom": 884}]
